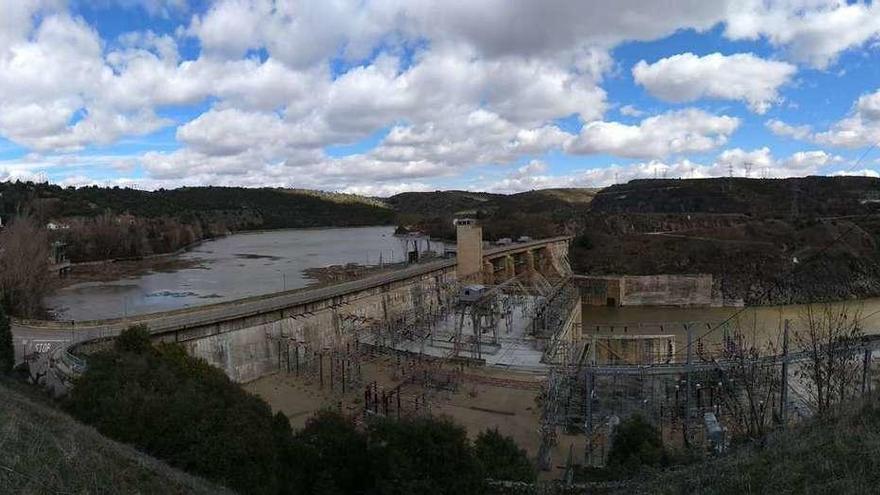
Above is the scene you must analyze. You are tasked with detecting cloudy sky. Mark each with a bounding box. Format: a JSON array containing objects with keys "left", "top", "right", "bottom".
[{"left": 2, "top": 1, "right": 880, "bottom": 195}]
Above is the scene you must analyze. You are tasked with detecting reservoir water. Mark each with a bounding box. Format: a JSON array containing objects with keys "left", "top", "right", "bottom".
[{"left": 46, "top": 226, "right": 447, "bottom": 321}]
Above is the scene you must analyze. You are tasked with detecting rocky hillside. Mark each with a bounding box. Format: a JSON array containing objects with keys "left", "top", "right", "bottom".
[{"left": 572, "top": 177, "right": 880, "bottom": 304}]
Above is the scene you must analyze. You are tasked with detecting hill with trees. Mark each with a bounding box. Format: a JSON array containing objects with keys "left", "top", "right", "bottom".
[
  {"left": 388, "top": 178, "right": 880, "bottom": 304},
  {"left": 0, "top": 182, "right": 394, "bottom": 262},
  {"left": 388, "top": 188, "right": 597, "bottom": 241},
  {"left": 571, "top": 176, "right": 880, "bottom": 304}
]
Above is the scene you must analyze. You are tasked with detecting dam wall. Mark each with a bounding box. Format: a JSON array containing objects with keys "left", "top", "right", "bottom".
[{"left": 173, "top": 269, "right": 454, "bottom": 382}]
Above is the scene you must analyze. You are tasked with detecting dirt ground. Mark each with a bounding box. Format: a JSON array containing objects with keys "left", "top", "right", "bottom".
[
  {"left": 244, "top": 353, "right": 581, "bottom": 478},
  {"left": 58, "top": 257, "right": 205, "bottom": 288}
]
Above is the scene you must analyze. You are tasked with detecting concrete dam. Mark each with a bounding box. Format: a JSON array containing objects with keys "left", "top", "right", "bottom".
[{"left": 15, "top": 221, "right": 578, "bottom": 388}]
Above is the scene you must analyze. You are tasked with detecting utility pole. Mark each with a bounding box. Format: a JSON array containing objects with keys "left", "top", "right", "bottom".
[
  {"left": 780, "top": 320, "right": 789, "bottom": 427},
  {"left": 684, "top": 323, "right": 693, "bottom": 447},
  {"left": 585, "top": 366, "right": 594, "bottom": 466}
]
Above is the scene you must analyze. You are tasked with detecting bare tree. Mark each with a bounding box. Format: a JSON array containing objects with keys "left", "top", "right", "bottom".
[
  {"left": 716, "top": 317, "right": 781, "bottom": 439},
  {"left": 0, "top": 215, "right": 54, "bottom": 317},
  {"left": 794, "top": 302, "right": 864, "bottom": 415},
  {"left": 91, "top": 212, "right": 126, "bottom": 260}
]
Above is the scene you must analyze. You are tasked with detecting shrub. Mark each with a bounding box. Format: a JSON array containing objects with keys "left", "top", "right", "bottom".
[
  {"left": 368, "top": 415, "right": 484, "bottom": 495},
  {"left": 286, "top": 410, "right": 374, "bottom": 494},
  {"left": 113, "top": 324, "right": 151, "bottom": 353},
  {"left": 606, "top": 414, "right": 670, "bottom": 474},
  {"left": 474, "top": 428, "right": 536, "bottom": 482},
  {"left": 65, "top": 327, "right": 283, "bottom": 495}
]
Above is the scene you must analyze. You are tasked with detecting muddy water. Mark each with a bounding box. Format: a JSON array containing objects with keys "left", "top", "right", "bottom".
[
  {"left": 582, "top": 298, "right": 880, "bottom": 352},
  {"left": 45, "top": 226, "right": 448, "bottom": 321}
]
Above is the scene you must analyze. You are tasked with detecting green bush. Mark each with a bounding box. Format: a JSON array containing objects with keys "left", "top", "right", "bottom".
[
  {"left": 474, "top": 428, "right": 536, "bottom": 482},
  {"left": 606, "top": 414, "right": 670, "bottom": 474},
  {"left": 288, "top": 410, "right": 374, "bottom": 494},
  {"left": 368, "top": 416, "right": 484, "bottom": 495},
  {"left": 575, "top": 414, "right": 672, "bottom": 483},
  {"left": 65, "top": 327, "right": 283, "bottom": 495},
  {"left": 112, "top": 324, "right": 151, "bottom": 353}
]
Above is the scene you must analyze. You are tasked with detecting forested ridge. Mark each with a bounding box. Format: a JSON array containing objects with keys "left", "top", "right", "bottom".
[{"left": 0, "top": 182, "right": 394, "bottom": 262}]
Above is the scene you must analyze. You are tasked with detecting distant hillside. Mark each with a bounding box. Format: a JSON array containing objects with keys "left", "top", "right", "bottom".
[
  {"left": 1, "top": 183, "right": 392, "bottom": 228},
  {"left": 590, "top": 176, "right": 880, "bottom": 217},
  {"left": 573, "top": 176, "right": 880, "bottom": 304},
  {"left": 0, "top": 379, "right": 231, "bottom": 494},
  {"left": 385, "top": 190, "right": 503, "bottom": 217},
  {"left": 383, "top": 177, "right": 880, "bottom": 305},
  {"left": 388, "top": 188, "right": 598, "bottom": 240},
  {"left": 6, "top": 177, "right": 880, "bottom": 304}
]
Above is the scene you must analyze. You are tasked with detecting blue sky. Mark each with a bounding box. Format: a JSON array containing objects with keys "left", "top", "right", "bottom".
[{"left": 1, "top": 1, "right": 880, "bottom": 195}]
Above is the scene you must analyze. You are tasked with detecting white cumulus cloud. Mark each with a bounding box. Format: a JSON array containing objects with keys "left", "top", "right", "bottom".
[
  {"left": 567, "top": 109, "right": 740, "bottom": 159},
  {"left": 633, "top": 52, "right": 796, "bottom": 113},
  {"left": 725, "top": 1, "right": 880, "bottom": 69}
]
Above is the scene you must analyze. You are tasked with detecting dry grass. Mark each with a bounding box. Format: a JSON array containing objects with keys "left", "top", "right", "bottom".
[
  {"left": 0, "top": 379, "right": 233, "bottom": 495},
  {"left": 622, "top": 394, "right": 880, "bottom": 495}
]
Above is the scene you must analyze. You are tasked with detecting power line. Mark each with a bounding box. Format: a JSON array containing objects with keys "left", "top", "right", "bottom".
[{"left": 843, "top": 142, "right": 878, "bottom": 174}]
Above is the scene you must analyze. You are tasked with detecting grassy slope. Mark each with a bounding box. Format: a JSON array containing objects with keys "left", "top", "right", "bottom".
[
  {"left": 626, "top": 395, "right": 880, "bottom": 495},
  {"left": 0, "top": 380, "right": 233, "bottom": 495}
]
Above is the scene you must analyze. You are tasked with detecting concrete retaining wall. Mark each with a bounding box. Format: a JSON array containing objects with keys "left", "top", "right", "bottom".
[
  {"left": 622, "top": 274, "right": 717, "bottom": 307},
  {"left": 577, "top": 274, "right": 722, "bottom": 307}
]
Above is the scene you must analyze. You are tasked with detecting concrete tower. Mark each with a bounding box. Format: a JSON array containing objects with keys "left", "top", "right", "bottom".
[{"left": 455, "top": 218, "right": 483, "bottom": 283}]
